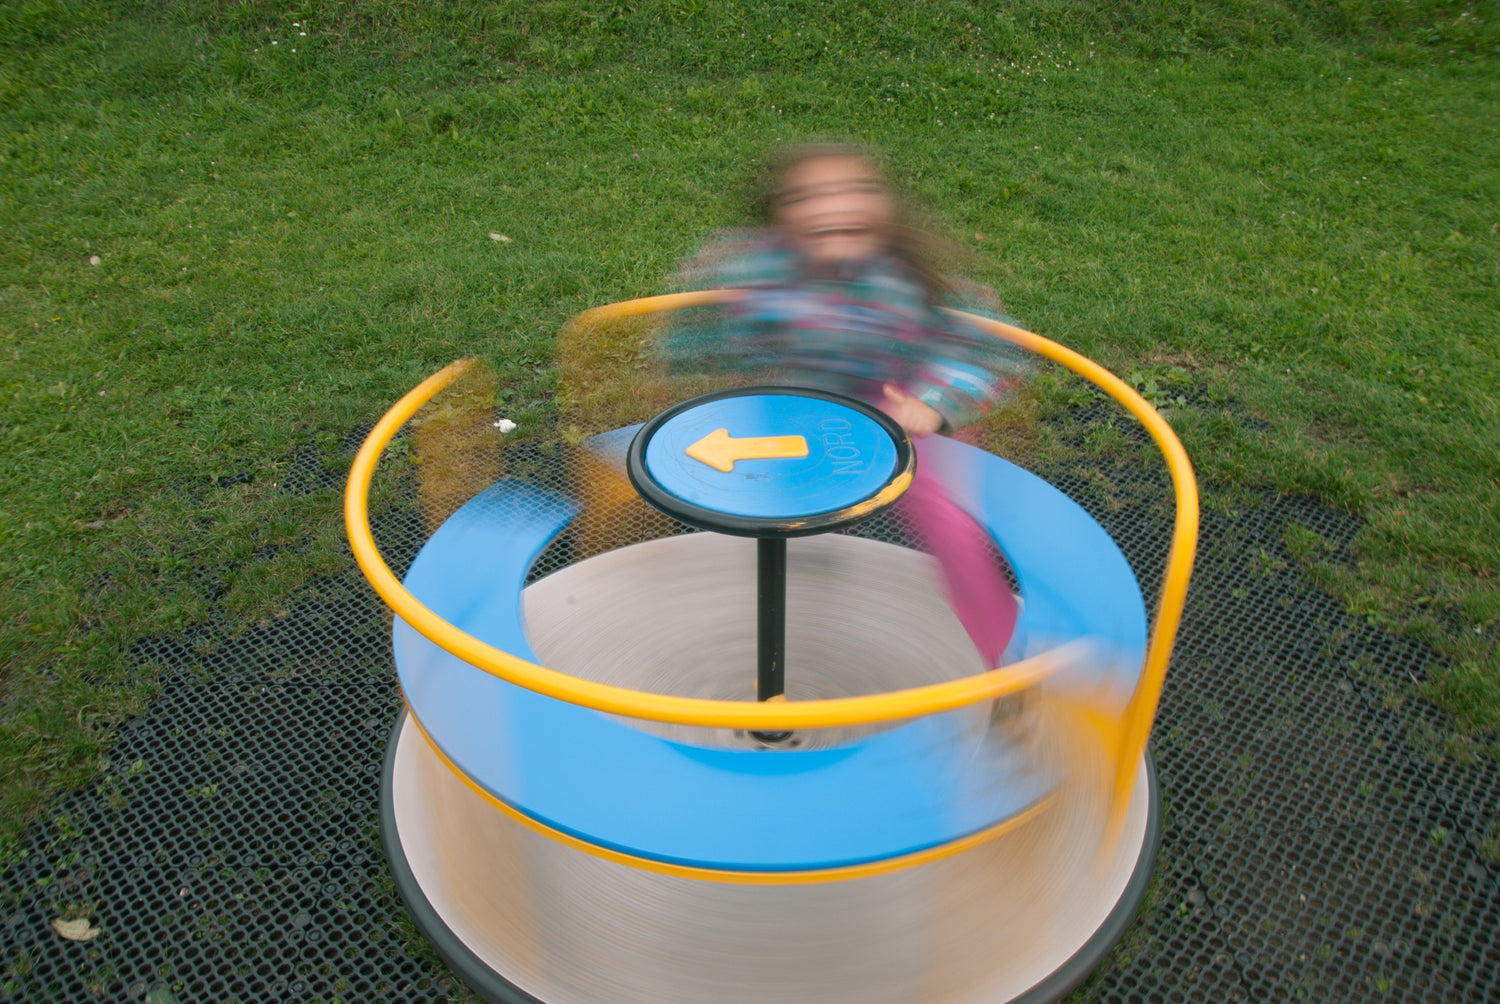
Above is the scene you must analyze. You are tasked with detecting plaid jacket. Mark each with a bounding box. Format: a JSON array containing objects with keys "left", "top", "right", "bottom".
[{"left": 662, "top": 229, "right": 1030, "bottom": 430}]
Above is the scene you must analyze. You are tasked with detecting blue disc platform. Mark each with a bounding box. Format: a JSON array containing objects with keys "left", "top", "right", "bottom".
[{"left": 393, "top": 433, "right": 1146, "bottom": 873}]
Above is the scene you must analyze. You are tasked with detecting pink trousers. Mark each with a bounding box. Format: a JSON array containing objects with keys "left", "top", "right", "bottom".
[{"left": 895, "top": 436, "right": 1018, "bottom": 668}]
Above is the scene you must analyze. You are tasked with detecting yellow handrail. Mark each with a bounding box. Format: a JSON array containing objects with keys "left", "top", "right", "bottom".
[{"left": 345, "top": 292, "right": 1197, "bottom": 758}]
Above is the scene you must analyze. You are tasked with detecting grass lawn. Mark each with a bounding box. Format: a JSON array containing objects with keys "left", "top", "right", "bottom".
[{"left": 1, "top": 0, "right": 1497, "bottom": 869}]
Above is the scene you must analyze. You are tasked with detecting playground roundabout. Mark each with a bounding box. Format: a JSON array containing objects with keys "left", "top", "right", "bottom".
[{"left": 344, "top": 294, "right": 1198, "bottom": 1003}]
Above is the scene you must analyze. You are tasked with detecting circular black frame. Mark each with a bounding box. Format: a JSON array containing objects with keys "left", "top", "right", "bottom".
[
  {"left": 382, "top": 710, "right": 1162, "bottom": 1004},
  {"left": 625, "top": 386, "right": 916, "bottom": 538}
]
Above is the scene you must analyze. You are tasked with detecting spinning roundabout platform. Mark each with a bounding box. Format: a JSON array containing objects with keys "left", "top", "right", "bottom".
[
  {"left": 1, "top": 295, "right": 1497, "bottom": 1003},
  {"left": 344, "top": 295, "right": 1199, "bottom": 1004}
]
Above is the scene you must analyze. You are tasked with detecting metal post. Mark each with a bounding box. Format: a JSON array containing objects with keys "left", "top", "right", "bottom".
[{"left": 752, "top": 537, "right": 791, "bottom": 744}]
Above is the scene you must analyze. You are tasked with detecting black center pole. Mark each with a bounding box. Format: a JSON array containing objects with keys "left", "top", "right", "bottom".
[
  {"left": 625, "top": 387, "right": 915, "bottom": 749},
  {"left": 751, "top": 536, "right": 792, "bottom": 743}
]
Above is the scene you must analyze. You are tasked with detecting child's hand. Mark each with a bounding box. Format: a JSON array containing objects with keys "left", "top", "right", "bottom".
[{"left": 881, "top": 384, "right": 943, "bottom": 438}]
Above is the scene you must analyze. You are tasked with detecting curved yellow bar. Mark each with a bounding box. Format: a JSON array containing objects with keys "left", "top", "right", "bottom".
[
  {"left": 346, "top": 364, "right": 1068, "bottom": 730},
  {"left": 345, "top": 292, "right": 1197, "bottom": 742}
]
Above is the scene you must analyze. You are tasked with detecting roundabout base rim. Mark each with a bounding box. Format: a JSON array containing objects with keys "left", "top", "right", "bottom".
[
  {"left": 381, "top": 709, "right": 1162, "bottom": 1004},
  {"left": 381, "top": 709, "right": 544, "bottom": 1004}
]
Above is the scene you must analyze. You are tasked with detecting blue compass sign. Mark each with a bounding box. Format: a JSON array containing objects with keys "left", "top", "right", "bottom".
[{"left": 627, "top": 387, "right": 914, "bottom": 538}]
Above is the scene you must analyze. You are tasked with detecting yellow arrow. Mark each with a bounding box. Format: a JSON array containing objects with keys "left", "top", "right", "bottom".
[{"left": 685, "top": 428, "right": 809, "bottom": 472}]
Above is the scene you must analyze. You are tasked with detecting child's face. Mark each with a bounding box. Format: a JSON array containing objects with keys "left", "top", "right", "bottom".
[{"left": 773, "top": 155, "right": 895, "bottom": 264}]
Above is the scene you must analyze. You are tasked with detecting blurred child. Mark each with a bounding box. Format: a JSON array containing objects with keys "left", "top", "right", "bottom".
[{"left": 663, "top": 142, "right": 1030, "bottom": 668}]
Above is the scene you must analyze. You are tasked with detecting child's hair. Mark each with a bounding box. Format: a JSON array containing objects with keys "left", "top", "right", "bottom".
[{"left": 743, "top": 141, "right": 989, "bottom": 302}]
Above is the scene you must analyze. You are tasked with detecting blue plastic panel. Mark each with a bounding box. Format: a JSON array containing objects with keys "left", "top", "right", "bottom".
[{"left": 394, "top": 431, "right": 1146, "bottom": 872}]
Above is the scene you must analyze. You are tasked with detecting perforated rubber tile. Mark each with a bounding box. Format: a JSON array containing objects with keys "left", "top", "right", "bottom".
[{"left": 1044, "top": 402, "right": 1499, "bottom": 1004}]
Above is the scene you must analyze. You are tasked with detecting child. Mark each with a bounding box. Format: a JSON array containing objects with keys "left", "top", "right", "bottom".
[{"left": 663, "top": 142, "right": 1030, "bottom": 669}]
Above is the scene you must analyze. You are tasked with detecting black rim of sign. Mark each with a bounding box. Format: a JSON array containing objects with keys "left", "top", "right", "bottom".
[{"left": 625, "top": 386, "right": 916, "bottom": 538}]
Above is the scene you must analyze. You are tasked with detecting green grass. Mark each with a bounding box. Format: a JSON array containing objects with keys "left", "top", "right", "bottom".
[{"left": 2, "top": 0, "right": 1497, "bottom": 863}]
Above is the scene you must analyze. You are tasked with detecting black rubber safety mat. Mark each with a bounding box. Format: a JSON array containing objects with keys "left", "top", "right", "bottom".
[{"left": 2, "top": 393, "right": 1497, "bottom": 1003}]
